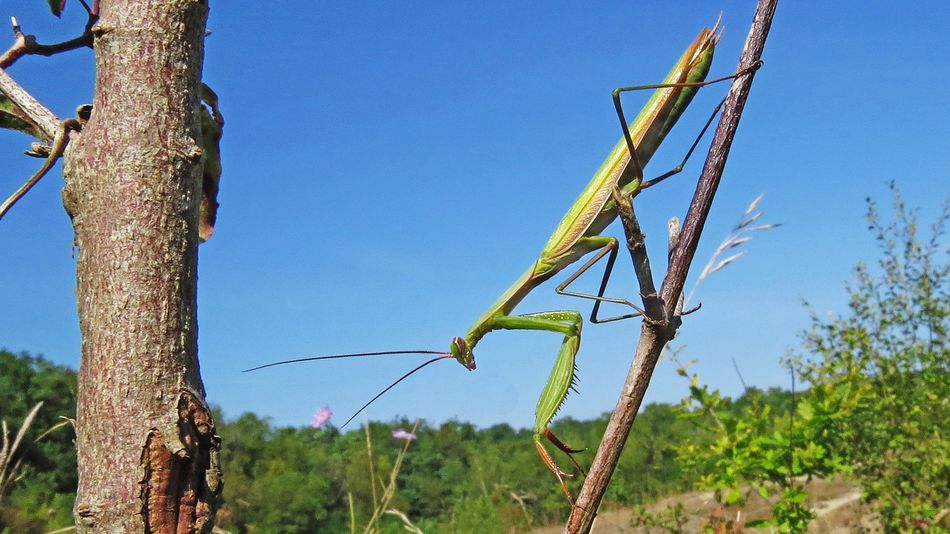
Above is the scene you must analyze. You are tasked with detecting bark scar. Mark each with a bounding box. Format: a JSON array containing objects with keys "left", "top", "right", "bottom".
[{"left": 140, "top": 389, "right": 222, "bottom": 534}]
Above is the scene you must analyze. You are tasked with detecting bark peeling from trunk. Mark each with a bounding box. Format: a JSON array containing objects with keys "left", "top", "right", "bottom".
[
  {"left": 63, "top": 1, "right": 221, "bottom": 532},
  {"left": 140, "top": 390, "right": 221, "bottom": 534}
]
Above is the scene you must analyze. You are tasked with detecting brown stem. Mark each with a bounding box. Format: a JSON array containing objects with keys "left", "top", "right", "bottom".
[
  {"left": 611, "top": 187, "right": 665, "bottom": 321},
  {"left": 0, "top": 13, "right": 96, "bottom": 69},
  {"left": 564, "top": 2, "right": 778, "bottom": 532},
  {"left": 660, "top": 1, "right": 777, "bottom": 313}
]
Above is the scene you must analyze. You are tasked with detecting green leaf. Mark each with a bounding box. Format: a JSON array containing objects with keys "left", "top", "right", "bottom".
[
  {"left": 48, "top": 0, "right": 65, "bottom": 17},
  {"left": 725, "top": 487, "right": 742, "bottom": 505},
  {"left": 797, "top": 399, "right": 814, "bottom": 420},
  {"left": 0, "top": 95, "right": 46, "bottom": 139}
]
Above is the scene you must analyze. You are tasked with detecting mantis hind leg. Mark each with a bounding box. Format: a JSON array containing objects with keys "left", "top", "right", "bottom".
[
  {"left": 637, "top": 95, "right": 725, "bottom": 192},
  {"left": 614, "top": 63, "right": 762, "bottom": 195}
]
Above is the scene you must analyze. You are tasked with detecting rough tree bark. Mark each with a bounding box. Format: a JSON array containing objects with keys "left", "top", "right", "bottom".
[{"left": 61, "top": 1, "right": 221, "bottom": 532}]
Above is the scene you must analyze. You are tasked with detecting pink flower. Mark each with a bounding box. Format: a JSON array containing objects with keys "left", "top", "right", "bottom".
[
  {"left": 311, "top": 406, "right": 332, "bottom": 429},
  {"left": 392, "top": 428, "right": 417, "bottom": 441}
]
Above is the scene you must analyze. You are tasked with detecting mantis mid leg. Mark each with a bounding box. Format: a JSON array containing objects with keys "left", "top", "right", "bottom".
[
  {"left": 488, "top": 310, "right": 588, "bottom": 502},
  {"left": 554, "top": 237, "right": 645, "bottom": 324}
]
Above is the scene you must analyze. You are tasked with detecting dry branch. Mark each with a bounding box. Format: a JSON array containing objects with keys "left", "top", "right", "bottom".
[
  {"left": 564, "top": 1, "right": 779, "bottom": 532},
  {"left": 0, "top": 68, "right": 58, "bottom": 139},
  {"left": 0, "top": 12, "right": 96, "bottom": 69}
]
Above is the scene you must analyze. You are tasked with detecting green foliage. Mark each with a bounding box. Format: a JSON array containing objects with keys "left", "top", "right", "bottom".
[
  {"left": 210, "top": 409, "right": 695, "bottom": 533},
  {"left": 0, "top": 350, "right": 76, "bottom": 533},
  {"left": 795, "top": 187, "right": 950, "bottom": 532},
  {"left": 673, "top": 362, "right": 824, "bottom": 534},
  {"left": 0, "top": 350, "right": 705, "bottom": 533},
  {"left": 671, "top": 188, "right": 950, "bottom": 533}
]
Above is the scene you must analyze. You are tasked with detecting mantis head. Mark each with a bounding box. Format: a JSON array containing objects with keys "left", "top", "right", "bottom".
[{"left": 450, "top": 336, "right": 476, "bottom": 370}]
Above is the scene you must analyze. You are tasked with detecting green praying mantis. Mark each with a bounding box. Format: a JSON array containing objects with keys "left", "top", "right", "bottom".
[{"left": 248, "top": 21, "right": 757, "bottom": 503}]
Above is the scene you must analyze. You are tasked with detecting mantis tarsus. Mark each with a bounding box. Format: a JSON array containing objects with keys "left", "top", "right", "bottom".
[{"left": 248, "top": 21, "right": 757, "bottom": 503}]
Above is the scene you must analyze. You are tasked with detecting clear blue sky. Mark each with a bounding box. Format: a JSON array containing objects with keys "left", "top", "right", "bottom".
[{"left": 1, "top": 2, "right": 948, "bottom": 430}]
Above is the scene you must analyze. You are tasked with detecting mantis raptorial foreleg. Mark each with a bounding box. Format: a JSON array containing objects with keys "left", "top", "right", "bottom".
[{"left": 489, "top": 309, "right": 586, "bottom": 502}]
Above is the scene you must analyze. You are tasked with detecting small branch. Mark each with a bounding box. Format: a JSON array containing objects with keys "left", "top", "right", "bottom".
[
  {"left": 0, "top": 68, "right": 58, "bottom": 139},
  {"left": 564, "top": 193, "right": 677, "bottom": 534},
  {"left": 668, "top": 217, "right": 685, "bottom": 316},
  {"left": 611, "top": 187, "right": 664, "bottom": 320},
  {"left": 564, "top": 2, "right": 777, "bottom": 532},
  {"left": 0, "top": 118, "right": 80, "bottom": 222},
  {"left": 660, "top": 1, "right": 778, "bottom": 314},
  {"left": 0, "top": 13, "right": 96, "bottom": 69}
]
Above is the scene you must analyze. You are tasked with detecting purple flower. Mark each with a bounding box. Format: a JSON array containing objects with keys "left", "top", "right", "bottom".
[
  {"left": 311, "top": 406, "right": 332, "bottom": 429},
  {"left": 392, "top": 428, "right": 417, "bottom": 441}
]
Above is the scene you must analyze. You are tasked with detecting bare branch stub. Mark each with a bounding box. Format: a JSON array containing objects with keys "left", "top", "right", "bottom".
[
  {"left": 564, "top": 1, "right": 779, "bottom": 532},
  {"left": 0, "top": 10, "right": 97, "bottom": 69},
  {"left": 610, "top": 187, "right": 666, "bottom": 324}
]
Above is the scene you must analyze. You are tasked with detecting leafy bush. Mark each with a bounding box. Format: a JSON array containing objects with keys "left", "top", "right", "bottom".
[{"left": 672, "top": 188, "right": 950, "bottom": 533}]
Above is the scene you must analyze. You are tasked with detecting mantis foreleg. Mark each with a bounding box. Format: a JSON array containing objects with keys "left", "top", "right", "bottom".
[{"left": 488, "top": 309, "right": 587, "bottom": 502}]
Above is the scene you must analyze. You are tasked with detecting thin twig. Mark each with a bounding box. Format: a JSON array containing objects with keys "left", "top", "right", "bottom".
[
  {"left": 732, "top": 357, "right": 749, "bottom": 392},
  {"left": 364, "top": 422, "right": 379, "bottom": 510},
  {"left": 564, "top": 2, "right": 777, "bottom": 532},
  {"left": 0, "top": 12, "right": 97, "bottom": 69},
  {"left": 0, "top": 118, "right": 80, "bottom": 222}
]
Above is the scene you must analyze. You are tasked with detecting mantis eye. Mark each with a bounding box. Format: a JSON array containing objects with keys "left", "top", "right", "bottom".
[{"left": 450, "top": 337, "right": 466, "bottom": 356}]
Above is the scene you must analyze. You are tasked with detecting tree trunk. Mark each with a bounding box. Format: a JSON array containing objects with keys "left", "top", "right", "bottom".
[{"left": 62, "top": 1, "right": 221, "bottom": 532}]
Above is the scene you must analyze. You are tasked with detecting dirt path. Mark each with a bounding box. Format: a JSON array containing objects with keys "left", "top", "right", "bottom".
[{"left": 531, "top": 478, "right": 878, "bottom": 533}]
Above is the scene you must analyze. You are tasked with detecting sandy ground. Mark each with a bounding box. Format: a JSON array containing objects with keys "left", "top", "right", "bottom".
[{"left": 531, "top": 478, "right": 882, "bottom": 534}]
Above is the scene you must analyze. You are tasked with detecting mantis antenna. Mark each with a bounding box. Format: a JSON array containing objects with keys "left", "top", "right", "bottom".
[
  {"left": 245, "top": 350, "right": 456, "bottom": 429},
  {"left": 339, "top": 355, "right": 454, "bottom": 428},
  {"left": 243, "top": 350, "right": 450, "bottom": 372}
]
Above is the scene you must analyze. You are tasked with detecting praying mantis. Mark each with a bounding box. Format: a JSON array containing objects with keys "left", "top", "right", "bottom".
[{"left": 249, "top": 20, "right": 756, "bottom": 503}]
